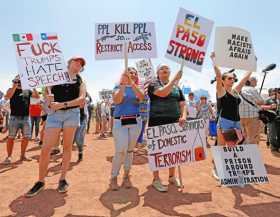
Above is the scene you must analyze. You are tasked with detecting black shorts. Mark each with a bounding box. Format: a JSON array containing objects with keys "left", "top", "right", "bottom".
[{"left": 41, "top": 115, "right": 48, "bottom": 122}]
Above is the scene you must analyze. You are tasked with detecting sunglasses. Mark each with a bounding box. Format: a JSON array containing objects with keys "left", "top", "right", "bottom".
[{"left": 226, "top": 77, "right": 235, "bottom": 81}]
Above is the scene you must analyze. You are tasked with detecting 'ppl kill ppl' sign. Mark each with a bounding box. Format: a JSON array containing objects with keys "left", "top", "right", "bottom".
[
  {"left": 165, "top": 8, "right": 214, "bottom": 72},
  {"left": 95, "top": 22, "right": 157, "bottom": 60},
  {"left": 13, "top": 33, "right": 70, "bottom": 90}
]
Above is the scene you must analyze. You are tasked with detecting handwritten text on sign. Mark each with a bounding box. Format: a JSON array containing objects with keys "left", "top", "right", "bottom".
[
  {"left": 211, "top": 145, "right": 268, "bottom": 186},
  {"left": 146, "top": 119, "right": 207, "bottom": 171},
  {"left": 13, "top": 33, "right": 69, "bottom": 90},
  {"left": 95, "top": 22, "right": 157, "bottom": 59},
  {"left": 214, "top": 27, "right": 257, "bottom": 72},
  {"left": 165, "top": 8, "right": 214, "bottom": 72}
]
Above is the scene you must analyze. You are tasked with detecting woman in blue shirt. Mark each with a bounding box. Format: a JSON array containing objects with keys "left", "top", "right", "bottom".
[{"left": 110, "top": 67, "right": 144, "bottom": 190}]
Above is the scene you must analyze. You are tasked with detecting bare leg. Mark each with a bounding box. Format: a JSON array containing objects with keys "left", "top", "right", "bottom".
[{"left": 60, "top": 127, "right": 76, "bottom": 180}]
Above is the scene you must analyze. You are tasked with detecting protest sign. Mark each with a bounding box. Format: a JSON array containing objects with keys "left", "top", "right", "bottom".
[
  {"left": 146, "top": 119, "right": 207, "bottom": 171},
  {"left": 214, "top": 27, "right": 257, "bottom": 71},
  {"left": 135, "top": 59, "right": 155, "bottom": 81},
  {"left": 99, "top": 89, "right": 113, "bottom": 100},
  {"left": 95, "top": 22, "right": 157, "bottom": 60},
  {"left": 211, "top": 145, "right": 268, "bottom": 187},
  {"left": 165, "top": 8, "right": 214, "bottom": 72},
  {"left": 13, "top": 33, "right": 69, "bottom": 90}
]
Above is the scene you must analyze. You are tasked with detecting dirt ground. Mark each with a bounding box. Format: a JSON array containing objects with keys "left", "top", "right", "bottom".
[{"left": 0, "top": 127, "right": 280, "bottom": 217}]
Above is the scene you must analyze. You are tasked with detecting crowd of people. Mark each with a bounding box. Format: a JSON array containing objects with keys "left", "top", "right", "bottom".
[{"left": 0, "top": 53, "right": 279, "bottom": 198}]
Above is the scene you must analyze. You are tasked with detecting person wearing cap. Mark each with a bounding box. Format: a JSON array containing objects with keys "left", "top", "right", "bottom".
[
  {"left": 110, "top": 67, "right": 144, "bottom": 191},
  {"left": 239, "top": 76, "right": 265, "bottom": 145},
  {"left": 26, "top": 56, "right": 87, "bottom": 197},
  {"left": 2, "top": 75, "right": 40, "bottom": 165},
  {"left": 147, "top": 63, "right": 186, "bottom": 192}
]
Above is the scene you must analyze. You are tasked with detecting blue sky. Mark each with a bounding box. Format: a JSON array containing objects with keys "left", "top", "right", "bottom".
[{"left": 1, "top": 0, "right": 279, "bottom": 100}]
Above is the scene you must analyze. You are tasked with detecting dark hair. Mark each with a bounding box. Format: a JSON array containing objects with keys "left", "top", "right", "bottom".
[
  {"left": 189, "top": 92, "right": 194, "bottom": 96},
  {"left": 245, "top": 80, "right": 251, "bottom": 86}
]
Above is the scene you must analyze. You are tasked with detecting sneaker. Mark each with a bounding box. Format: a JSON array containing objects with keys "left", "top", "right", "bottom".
[
  {"left": 51, "top": 149, "right": 60, "bottom": 156},
  {"left": 168, "top": 176, "right": 181, "bottom": 188},
  {"left": 152, "top": 179, "right": 168, "bottom": 192},
  {"left": 122, "top": 176, "right": 132, "bottom": 189},
  {"left": 20, "top": 156, "right": 32, "bottom": 162},
  {"left": 212, "top": 168, "right": 219, "bottom": 181},
  {"left": 26, "top": 181, "right": 45, "bottom": 198},
  {"left": 77, "top": 153, "right": 83, "bottom": 162},
  {"left": 2, "top": 157, "right": 12, "bottom": 165},
  {"left": 58, "top": 179, "right": 69, "bottom": 193},
  {"left": 110, "top": 177, "right": 119, "bottom": 191}
]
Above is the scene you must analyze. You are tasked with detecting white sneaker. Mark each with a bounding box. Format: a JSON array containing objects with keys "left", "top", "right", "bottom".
[
  {"left": 152, "top": 179, "right": 168, "bottom": 192},
  {"left": 168, "top": 176, "right": 181, "bottom": 188},
  {"left": 2, "top": 157, "right": 12, "bottom": 165}
]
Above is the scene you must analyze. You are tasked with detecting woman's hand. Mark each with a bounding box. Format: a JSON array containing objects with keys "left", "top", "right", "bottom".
[
  {"left": 173, "top": 70, "right": 183, "bottom": 83},
  {"left": 179, "top": 116, "right": 186, "bottom": 127},
  {"left": 49, "top": 102, "right": 64, "bottom": 111}
]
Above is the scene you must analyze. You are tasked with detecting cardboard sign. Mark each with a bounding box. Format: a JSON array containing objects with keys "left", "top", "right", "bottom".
[
  {"left": 211, "top": 145, "right": 268, "bottom": 187},
  {"left": 165, "top": 8, "right": 214, "bottom": 72},
  {"left": 13, "top": 33, "right": 70, "bottom": 90},
  {"left": 146, "top": 119, "right": 207, "bottom": 171},
  {"left": 99, "top": 89, "right": 113, "bottom": 100},
  {"left": 214, "top": 27, "right": 257, "bottom": 71},
  {"left": 95, "top": 22, "right": 157, "bottom": 60}
]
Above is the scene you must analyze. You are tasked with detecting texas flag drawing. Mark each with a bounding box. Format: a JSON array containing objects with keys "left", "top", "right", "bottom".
[
  {"left": 41, "top": 33, "right": 58, "bottom": 40},
  {"left": 12, "top": 33, "right": 33, "bottom": 42}
]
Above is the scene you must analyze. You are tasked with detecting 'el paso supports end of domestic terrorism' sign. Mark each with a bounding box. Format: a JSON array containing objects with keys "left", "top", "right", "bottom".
[
  {"left": 146, "top": 119, "right": 207, "bottom": 171},
  {"left": 165, "top": 8, "right": 214, "bottom": 72},
  {"left": 13, "top": 33, "right": 69, "bottom": 90},
  {"left": 211, "top": 145, "right": 268, "bottom": 187},
  {"left": 95, "top": 22, "right": 157, "bottom": 60}
]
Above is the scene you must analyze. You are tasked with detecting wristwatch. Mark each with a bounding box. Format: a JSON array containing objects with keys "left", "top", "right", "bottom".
[{"left": 63, "top": 102, "right": 68, "bottom": 108}]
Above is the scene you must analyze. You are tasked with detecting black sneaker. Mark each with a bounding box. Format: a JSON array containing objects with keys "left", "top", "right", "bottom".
[
  {"left": 51, "top": 149, "right": 60, "bottom": 156},
  {"left": 77, "top": 153, "right": 83, "bottom": 162},
  {"left": 58, "top": 179, "right": 69, "bottom": 193},
  {"left": 26, "top": 181, "right": 45, "bottom": 198}
]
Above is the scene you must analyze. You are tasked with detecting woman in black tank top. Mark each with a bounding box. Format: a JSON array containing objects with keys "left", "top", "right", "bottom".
[
  {"left": 210, "top": 52, "right": 253, "bottom": 180},
  {"left": 27, "top": 57, "right": 87, "bottom": 197},
  {"left": 211, "top": 52, "right": 253, "bottom": 145}
]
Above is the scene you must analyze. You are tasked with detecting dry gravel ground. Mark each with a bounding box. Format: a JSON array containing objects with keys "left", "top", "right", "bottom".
[{"left": 0, "top": 131, "right": 280, "bottom": 217}]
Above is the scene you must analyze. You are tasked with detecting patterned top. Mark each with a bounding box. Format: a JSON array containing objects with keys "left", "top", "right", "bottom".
[{"left": 239, "top": 86, "right": 263, "bottom": 118}]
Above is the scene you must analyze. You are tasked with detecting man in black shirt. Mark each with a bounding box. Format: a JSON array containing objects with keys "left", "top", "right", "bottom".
[{"left": 2, "top": 76, "right": 39, "bottom": 164}]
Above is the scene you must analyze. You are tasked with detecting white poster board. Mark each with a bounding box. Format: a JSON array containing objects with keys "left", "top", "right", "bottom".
[
  {"left": 211, "top": 145, "right": 268, "bottom": 187},
  {"left": 95, "top": 22, "right": 157, "bottom": 60},
  {"left": 214, "top": 27, "right": 257, "bottom": 72},
  {"left": 146, "top": 119, "right": 207, "bottom": 171},
  {"left": 13, "top": 33, "right": 69, "bottom": 90},
  {"left": 165, "top": 8, "right": 214, "bottom": 72}
]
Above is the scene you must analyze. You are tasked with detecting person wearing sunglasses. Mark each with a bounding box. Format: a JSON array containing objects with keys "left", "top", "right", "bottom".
[
  {"left": 2, "top": 75, "right": 40, "bottom": 165},
  {"left": 110, "top": 67, "right": 144, "bottom": 190},
  {"left": 147, "top": 64, "right": 186, "bottom": 192},
  {"left": 26, "top": 57, "right": 87, "bottom": 197},
  {"left": 210, "top": 52, "right": 253, "bottom": 179}
]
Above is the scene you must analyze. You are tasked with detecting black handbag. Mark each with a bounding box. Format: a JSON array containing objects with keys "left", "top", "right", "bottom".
[{"left": 240, "top": 93, "right": 277, "bottom": 124}]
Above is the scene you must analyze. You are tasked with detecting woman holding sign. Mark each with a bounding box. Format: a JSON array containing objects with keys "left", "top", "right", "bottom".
[
  {"left": 210, "top": 52, "right": 252, "bottom": 178},
  {"left": 26, "top": 57, "right": 86, "bottom": 197},
  {"left": 148, "top": 64, "right": 186, "bottom": 192},
  {"left": 110, "top": 67, "right": 144, "bottom": 190}
]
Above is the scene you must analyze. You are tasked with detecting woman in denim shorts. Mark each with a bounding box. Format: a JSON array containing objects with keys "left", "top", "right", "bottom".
[
  {"left": 26, "top": 57, "right": 87, "bottom": 197},
  {"left": 210, "top": 52, "right": 253, "bottom": 179}
]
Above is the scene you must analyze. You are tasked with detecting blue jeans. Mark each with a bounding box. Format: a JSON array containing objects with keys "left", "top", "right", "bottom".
[
  {"left": 111, "top": 117, "right": 142, "bottom": 178},
  {"left": 74, "top": 117, "right": 88, "bottom": 153},
  {"left": 31, "top": 116, "right": 41, "bottom": 138},
  {"left": 46, "top": 108, "right": 80, "bottom": 129}
]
